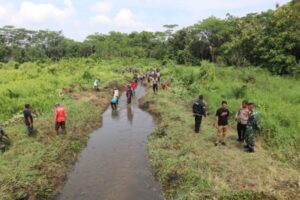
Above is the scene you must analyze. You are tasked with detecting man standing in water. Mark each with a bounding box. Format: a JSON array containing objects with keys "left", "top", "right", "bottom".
[
  {"left": 113, "top": 87, "right": 119, "bottom": 104},
  {"left": 245, "top": 103, "right": 260, "bottom": 152},
  {"left": 192, "top": 95, "right": 206, "bottom": 134},
  {"left": 126, "top": 85, "right": 133, "bottom": 105},
  {"left": 23, "top": 104, "right": 33, "bottom": 136},
  {"left": 215, "top": 101, "right": 230, "bottom": 146},
  {"left": 111, "top": 96, "right": 118, "bottom": 111},
  {"left": 55, "top": 103, "right": 67, "bottom": 134},
  {"left": 235, "top": 100, "right": 249, "bottom": 142}
]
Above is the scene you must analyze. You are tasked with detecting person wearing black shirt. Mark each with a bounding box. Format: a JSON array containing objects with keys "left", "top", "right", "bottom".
[
  {"left": 215, "top": 101, "right": 230, "bottom": 146},
  {"left": 23, "top": 104, "right": 33, "bottom": 136},
  {"left": 192, "top": 95, "right": 206, "bottom": 133}
]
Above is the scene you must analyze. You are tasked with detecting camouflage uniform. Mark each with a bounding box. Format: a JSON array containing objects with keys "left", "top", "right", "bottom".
[{"left": 245, "top": 110, "right": 260, "bottom": 149}]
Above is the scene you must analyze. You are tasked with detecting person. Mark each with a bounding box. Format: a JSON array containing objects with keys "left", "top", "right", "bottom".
[
  {"left": 126, "top": 85, "right": 133, "bottom": 105},
  {"left": 55, "top": 103, "right": 66, "bottom": 134},
  {"left": 131, "top": 80, "right": 137, "bottom": 95},
  {"left": 215, "top": 101, "right": 230, "bottom": 146},
  {"left": 245, "top": 103, "right": 260, "bottom": 152},
  {"left": 157, "top": 69, "right": 161, "bottom": 82},
  {"left": 161, "top": 82, "right": 168, "bottom": 90},
  {"left": 113, "top": 87, "right": 119, "bottom": 104},
  {"left": 192, "top": 95, "right": 206, "bottom": 134},
  {"left": 111, "top": 96, "right": 118, "bottom": 111},
  {"left": 23, "top": 104, "right": 33, "bottom": 136},
  {"left": 235, "top": 100, "right": 249, "bottom": 142},
  {"left": 93, "top": 79, "right": 100, "bottom": 91},
  {"left": 152, "top": 77, "right": 159, "bottom": 94},
  {"left": 0, "top": 127, "right": 8, "bottom": 152}
]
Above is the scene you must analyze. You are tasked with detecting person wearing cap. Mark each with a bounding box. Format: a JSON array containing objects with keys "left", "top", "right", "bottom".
[{"left": 54, "top": 103, "right": 67, "bottom": 134}]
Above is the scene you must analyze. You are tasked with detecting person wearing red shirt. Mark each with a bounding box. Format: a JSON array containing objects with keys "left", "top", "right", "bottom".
[
  {"left": 131, "top": 80, "right": 137, "bottom": 95},
  {"left": 55, "top": 103, "right": 67, "bottom": 134}
]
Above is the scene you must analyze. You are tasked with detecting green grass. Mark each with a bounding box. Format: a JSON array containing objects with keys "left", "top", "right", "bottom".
[
  {"left": 1, "top": 58, "right": 300, "bottom": 199},
  {"left": 158, "top": 61, "right": 300, "bottom": 167},
  {"left": 141, "top": 61, "right": 300, "bottom": 199},
  {"left": 0, "top": 58, "right": 134, "bottom": 199},
  {"left": 143, "top": 87, "right": 300, "bottom": 199}
]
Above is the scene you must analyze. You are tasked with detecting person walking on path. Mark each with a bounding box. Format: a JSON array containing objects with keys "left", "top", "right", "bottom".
[
  {"left": 245, "top": 103, "right": 260, "bottom": 153},
  {"left": 126, "top": 85, "right": 133, "bottom": 105},
  {"left": 235, "top": 100, "right": 249, "bottom": 142},
  {"left": 55, "top": 103, "right": 67, "bottom": 134},
  {"left": 215, "top": 101, "right": 230, "bottom": 146},
  {"left": 23, "top": 104, "right": 33, "bottom": 136},
  {"left": 152, "top": 77, "right": 159, "bottom": 94},
  {"left": 192, "top": 95, "right": 206, "bottom": 134}
]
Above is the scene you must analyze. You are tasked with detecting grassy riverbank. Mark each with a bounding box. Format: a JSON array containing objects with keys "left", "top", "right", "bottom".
[
  {"left": 142, "top": 88, "right": 300, "bottom": 200},
  {"left": 141, "top": 62, "right": 300, "bottom": 199},
  {"left": 0, "top": 58, "right": 129, "bottom": 199}
]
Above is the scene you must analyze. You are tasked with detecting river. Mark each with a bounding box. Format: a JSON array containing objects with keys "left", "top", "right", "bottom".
[{"left": 56, "top": 85, "right": 163, "bottom": 200}]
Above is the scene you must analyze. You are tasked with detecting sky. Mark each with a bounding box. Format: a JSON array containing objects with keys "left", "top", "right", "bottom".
[{"left": 0, "top": 0, "right": 291, "bottom": 41}]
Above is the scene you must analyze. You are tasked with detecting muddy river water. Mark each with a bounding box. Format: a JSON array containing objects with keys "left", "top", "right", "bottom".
[{"left": 56, "top": 85, "right": 163, "bottom": 200}]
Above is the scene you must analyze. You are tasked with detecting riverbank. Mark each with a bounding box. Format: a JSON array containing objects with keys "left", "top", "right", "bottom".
[
  {"left": 140, "top": 88, "right": 300, "bottom": 200},
  {"left": 0, "top": 86, "right": 117, "bottom": 199}
]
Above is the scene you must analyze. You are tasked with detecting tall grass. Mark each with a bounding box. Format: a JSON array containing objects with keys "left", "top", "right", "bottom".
[{"left": 160, "top": 61, "right": 300, "bottom": 166}]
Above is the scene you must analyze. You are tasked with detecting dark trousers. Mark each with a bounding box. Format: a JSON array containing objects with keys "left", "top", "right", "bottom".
[
  {"left": 127, "top": 97, "right": 132, "bottom": 104},
  {"left": 111, "top": 102, "right": 117, "bottom": 110},
  {"left": 237, "top": 123, "right": 247, "bottom": 141},
  {"left": 153, "top": 84, "right": 158, "bottom": 93},
  {"left": 195, "top": 116, "right": 202, "bottom": 133}
]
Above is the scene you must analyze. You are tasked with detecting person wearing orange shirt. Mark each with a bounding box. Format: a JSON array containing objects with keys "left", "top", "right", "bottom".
[{"left": 55, "top": 103, "right": 67, "bottom": 134}]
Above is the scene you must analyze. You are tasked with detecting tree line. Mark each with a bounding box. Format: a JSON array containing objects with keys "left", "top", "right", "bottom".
[{"left": 0, "top": 0, "right": 299, "bottom": 75}]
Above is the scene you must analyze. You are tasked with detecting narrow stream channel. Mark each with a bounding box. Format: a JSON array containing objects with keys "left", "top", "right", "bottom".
[{"left": 56, "top": 85, "right": 163, "bottom": 200}]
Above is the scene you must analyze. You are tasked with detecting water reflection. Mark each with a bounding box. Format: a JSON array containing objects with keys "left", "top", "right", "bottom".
[
  {"left": 111, "top": 110, "right": 120, "bottom": 120},
  {"left": 127, "top": 106, "right": 134, "bottom": 124}
]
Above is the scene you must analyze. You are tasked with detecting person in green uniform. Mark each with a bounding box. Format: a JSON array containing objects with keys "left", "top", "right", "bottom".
[{"left": 245, "top": 103, "right": 260, "bottom": 152}]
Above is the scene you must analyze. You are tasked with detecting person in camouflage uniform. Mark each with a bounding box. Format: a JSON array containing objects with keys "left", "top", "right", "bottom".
[{"left": 245, "top": 103, "right": 260, "bottom": 152}]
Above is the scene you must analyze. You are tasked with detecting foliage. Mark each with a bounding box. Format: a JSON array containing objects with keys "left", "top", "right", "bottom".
[{"left": 0, "top": 1, "right": 299, "bottom": 75}]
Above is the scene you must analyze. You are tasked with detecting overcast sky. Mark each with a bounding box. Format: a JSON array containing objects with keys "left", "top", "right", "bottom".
[{"left": 0, "top": 0, "right": 291, "bottom": 41}]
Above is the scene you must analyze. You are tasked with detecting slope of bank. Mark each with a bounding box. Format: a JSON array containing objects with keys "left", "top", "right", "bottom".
[
  {"left": 0, "top": 59, "right": 129, "bottom": 199},
  {"left": 141, "top": 89, "right": 300, "bottom": 200}
]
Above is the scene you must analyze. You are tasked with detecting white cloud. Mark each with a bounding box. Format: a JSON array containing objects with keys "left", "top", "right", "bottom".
[
  {"left": 90, "top": 14, "right": 111, "bottom": 25},
  {"left": 91, "top": 2, "right": 113, "bottom": 14},
  {"left": 0, "top": 6, "right": 6, "bottom": 18},
  {"left": 114, "top": 8, "right": 142, "bottom": 28},
  {"left": 10, "top": 0, "right": 75, "bottom": 25}
]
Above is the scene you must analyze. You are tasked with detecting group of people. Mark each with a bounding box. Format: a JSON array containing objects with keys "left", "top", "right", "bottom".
[
  {"left": 0, "top": 103, "right": 67, "bottom": 152},
  {"left": 142, "top": 69, "right": 160, "bottom": 94},
  {"left": 193, "top": 96, "right": 260, "bottom": 153},
  {"left": 110, "top": 79, "right": 137, "bottom": 111},
  {"left": 23, "top": 103, "right": 67, "bottom": 136}
]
